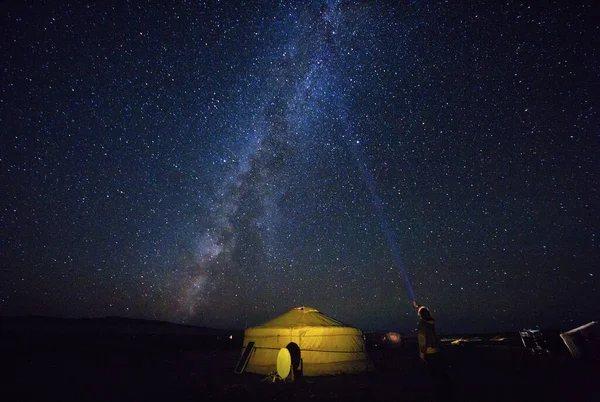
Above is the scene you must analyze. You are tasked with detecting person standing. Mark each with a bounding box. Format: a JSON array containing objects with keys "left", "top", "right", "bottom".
[{"left": 413, "top": 301, "right": 454, "bottom": 401}]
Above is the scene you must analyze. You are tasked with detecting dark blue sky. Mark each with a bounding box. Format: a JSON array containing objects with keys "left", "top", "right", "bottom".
[{"left": 1, "top": 0, "right": 598, "bottom": 333}]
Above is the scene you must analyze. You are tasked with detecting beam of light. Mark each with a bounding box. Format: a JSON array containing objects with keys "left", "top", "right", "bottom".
[
  {"left": 316, "top": 0, "right": 416, "bottom": 302},
  {"left": 350, "top": 138, "right": 416, "bottom": 302}
]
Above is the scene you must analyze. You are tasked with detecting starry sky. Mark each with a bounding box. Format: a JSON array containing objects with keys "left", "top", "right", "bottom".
[{"left": 1, "top": 0, "right": 598, "bottom": 334}]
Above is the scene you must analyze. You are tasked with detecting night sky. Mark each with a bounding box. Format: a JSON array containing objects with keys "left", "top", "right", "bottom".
[{"left": 1, "top": 1, "right": 598, "bottom": 334}]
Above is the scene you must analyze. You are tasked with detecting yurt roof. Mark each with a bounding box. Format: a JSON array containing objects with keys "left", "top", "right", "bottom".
[{"left": 253, "top": 306, "right": 347, "bottom": 329}]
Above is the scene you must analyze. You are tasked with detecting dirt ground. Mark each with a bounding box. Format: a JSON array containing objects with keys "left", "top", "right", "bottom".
[{"left": 2, "top": 328, "right": 598, "bottom": 402}]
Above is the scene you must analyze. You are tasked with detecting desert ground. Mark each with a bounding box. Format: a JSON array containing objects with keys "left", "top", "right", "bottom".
[{"left": 2, "top": 317, "right": 597, "bottom": 401}]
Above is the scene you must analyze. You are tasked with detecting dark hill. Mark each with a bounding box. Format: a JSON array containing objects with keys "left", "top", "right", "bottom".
[{"left": 0, "top": 315, "right": 232, "bottom": 335}]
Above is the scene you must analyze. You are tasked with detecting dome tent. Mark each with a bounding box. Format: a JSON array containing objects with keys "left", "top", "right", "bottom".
[{"left": 242, "top": 306, "right": 372, "bottom": 376}]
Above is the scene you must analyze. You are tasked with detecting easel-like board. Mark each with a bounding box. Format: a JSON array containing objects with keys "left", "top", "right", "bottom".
[{"left": 234, "top": 341, "right": 255, "bottom": 374}]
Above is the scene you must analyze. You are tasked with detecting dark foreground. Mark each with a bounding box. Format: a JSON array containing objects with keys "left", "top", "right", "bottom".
[{"left": 2, "top": 319, "right": 597, "bottom": 402}]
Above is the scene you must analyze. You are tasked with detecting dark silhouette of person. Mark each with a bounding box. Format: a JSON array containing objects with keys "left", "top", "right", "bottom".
[{"left": 413, "top": 301, "right": 455, "bottom": 401}]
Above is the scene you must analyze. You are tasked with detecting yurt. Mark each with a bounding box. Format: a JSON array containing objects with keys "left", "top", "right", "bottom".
[{"left": 241, "top": 306, "right": 372, "bottom": 376}]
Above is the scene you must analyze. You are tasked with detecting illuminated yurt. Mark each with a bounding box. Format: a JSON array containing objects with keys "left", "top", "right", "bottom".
[{"left": 241, "top": 306, "right": 373, "bottom": 376}]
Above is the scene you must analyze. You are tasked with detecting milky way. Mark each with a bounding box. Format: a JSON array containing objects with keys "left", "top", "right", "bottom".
[{"left": 1, "top": 1, "right": 598, "bottom": 332}]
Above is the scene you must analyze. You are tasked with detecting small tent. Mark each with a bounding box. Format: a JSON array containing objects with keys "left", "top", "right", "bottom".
[
  {"left": 560, "top": 321, "right": 600, "bottom": 360},
  {"left": 241, "top": 306, "right": 373, "bottom": 376}
]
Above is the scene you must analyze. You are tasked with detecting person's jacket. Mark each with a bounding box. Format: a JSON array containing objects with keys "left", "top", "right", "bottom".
[{"left": 417, "top": 318, "right": 440, "bottom": 355}]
